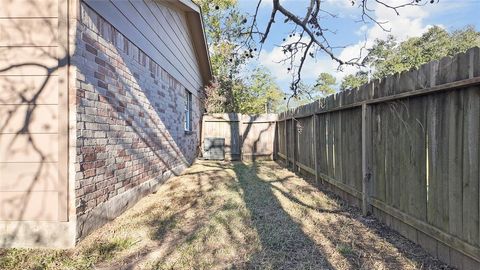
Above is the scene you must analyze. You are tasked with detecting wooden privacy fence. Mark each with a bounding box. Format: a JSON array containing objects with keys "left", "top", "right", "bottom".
[
  {"left": 202, "top": 113, "right": 277, "bottom": 160},
  {"left": 276, "top": 47, "right": 480, "bottom": 269}
]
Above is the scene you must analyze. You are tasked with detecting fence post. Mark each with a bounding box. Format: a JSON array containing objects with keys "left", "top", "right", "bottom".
[
  {"left": 273, "top": 119, "right": 278, "bottom": 161},
  {"left": 361, "top": 103, "right": 372, "bottom": 216},
  {"left": 238, "top": 113, "right": 242, "bottom": 161},
  {"left": 292, "top": 118, "right": 297, "bottom": 172},
  {"left": 201, "top": 115, "right": 206, "bottom": 158},
  {"left": 284, "top": 119, "right": 288, "bottom": 167},
  {"left": 313, "top": 114, "right": 319, "bottom": 185}
]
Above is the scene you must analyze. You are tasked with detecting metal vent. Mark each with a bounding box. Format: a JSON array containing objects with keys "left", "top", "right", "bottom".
[{"left": 203, "top": 137, "right": 225, "bottom": 160}]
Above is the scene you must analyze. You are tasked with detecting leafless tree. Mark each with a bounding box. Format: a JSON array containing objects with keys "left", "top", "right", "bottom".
[{"left": 243, "top": 0, "right": 438, "bottom": 96}]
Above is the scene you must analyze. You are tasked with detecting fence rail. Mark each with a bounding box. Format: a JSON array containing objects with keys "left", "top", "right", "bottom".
[{"left": 275, "top": 47, "right": 480, "bottom": 269}]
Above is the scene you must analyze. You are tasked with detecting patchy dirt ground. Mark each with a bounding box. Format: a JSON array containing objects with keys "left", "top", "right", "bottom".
[{"left": 0, "top": 161, "right": 452, "bottom": 270}]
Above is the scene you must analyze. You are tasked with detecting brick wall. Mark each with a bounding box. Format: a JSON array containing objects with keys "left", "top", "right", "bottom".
[{"left": 73, "top": 4, "right": 202, "bottom": 229}]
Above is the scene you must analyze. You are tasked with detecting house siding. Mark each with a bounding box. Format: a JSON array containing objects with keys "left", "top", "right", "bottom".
[
  {"left": 0, "top": 0, "right": 207, "bottom": 248},
  {"left": 74, "top": 2, "right": 203, "bottom": 239},
  {"left": 0, "top": 0, "right": 60, "bottom": 221},
  {"left": 0, "top": 0, "right": 72, "bottom": 248},
  {"left": 82, "top": 0, "right": 204, "bottom": 96}
]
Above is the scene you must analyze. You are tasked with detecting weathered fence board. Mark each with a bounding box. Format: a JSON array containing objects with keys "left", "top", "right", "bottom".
[
  {"left": 317, "top": 115, "right": 327, "bottom": 175},
  {"left": 241, "top": 115, "right": 277, "bottom": 160},
  {"left": 372, "top": 105, "right": 386, "bottom": 202},
  {"left": 461, "top": 87, "right": 479, "bottom": 246},
  {"left": 277, "top": 120, "right": 286, "bottom": 156},
  {"left": 296, "top": 116, "right": 314, "bottom": 169},
  {"left": 407, "top": 97, "right": 428, "bottom": 222},
  {"left": 275, "top": 47, "right": 480, "bottom": 269},
  {"left": 447, "top": 90, "right": 464, "bottom": 238},
  {"left": 427, "top": 93, "right": 450, "bottom": 232}
]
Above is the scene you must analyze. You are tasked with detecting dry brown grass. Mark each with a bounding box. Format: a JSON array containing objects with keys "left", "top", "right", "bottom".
[{"left": 0, "top": 161, "right": 451, "bottom": 270}]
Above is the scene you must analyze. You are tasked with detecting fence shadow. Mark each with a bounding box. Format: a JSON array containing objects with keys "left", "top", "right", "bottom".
[
  {"left": 276, "top": 160, "right": 452, "bottom": 269},
  {"left": 233, "top": 161, "right": 334, "bottom": 269}
]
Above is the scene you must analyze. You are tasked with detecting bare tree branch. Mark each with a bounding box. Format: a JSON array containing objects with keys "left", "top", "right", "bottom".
[{"left": 244, "top": 0, "right": 437, "bottom": 97}]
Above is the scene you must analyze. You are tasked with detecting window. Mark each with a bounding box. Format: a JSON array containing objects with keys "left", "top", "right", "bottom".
[
  {"left": 184, "top": 90, "right": 192, "bottom": 132},
  {"left": 123, "top": 36, "right": 129, "bottom": 54},
  {"left": 109, "top": 27, "right": 117, "bottom": 46}
]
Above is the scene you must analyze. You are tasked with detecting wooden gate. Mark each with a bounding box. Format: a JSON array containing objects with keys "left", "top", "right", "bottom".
[{"left": 201, "top": 113, "right": 277, "bottom": 161}]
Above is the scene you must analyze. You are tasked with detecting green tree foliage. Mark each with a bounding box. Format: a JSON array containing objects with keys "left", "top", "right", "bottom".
[
  {"left": 203, "top": 78, "right": 240, "bottom": 113},
  {"left": 194, "top": 0, "right": 256, "bottom": 113},
  {"left": 204, "top": 67, "right": 284, "bottom": 113},
  {"left": 340, "top": 72, "right": 368, "bottom": 91},
  {"left": 238, "top": 68, "right": 284, "bottom": 113},
  {"left": 365, "top": 25, "right": 480, "bottom": 78},
  {"left": 314, "top": 73, "right": 337, "bottom": 97},
  {"left": 195, "top": 0, "right": 248, "bottom": 78},
  {"left": 340, "top": 26, "right": 480, "bottom": 91}
]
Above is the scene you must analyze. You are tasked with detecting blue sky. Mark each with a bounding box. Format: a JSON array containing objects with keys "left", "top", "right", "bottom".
[{"left": 235, "top": 0, "right": 480, "bottom": 92}]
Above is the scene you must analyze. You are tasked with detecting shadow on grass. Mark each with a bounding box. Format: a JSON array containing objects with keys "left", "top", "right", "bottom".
[
  {"left": 84, "top": 237, "right": 136, "bottom": 263},
  {"left": 233, "top": 161, "right": 334, "bottom": 269},
  {"left": 0, "top": 236, "right": 135, "bottom": 270},
  {"left": 273, "top": 159, "right": 452, "bottom": 270},
  {"left": 1, "top": 160, "right": 451, "bottom": 269},
  {"left": 131, "top": 161, "right": 451, "bottom": 269}
]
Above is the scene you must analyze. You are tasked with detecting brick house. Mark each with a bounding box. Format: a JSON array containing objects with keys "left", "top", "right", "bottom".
[{"left": 0, "top": 0, "right": 212, "bottom": 248}]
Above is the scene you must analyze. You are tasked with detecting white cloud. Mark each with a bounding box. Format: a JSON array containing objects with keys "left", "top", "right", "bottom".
[
  {"left": 324, "top": 0, "right": 356, "bottom": 9},
  {"left": 355, "top": 24, "right": 369, "bottom": 36},
  {"left": 335, "top": 1, "right": 434, "bottom": 78},
  {"left": 259, "top": 0, "right": 296, "bottom": 8},
  {"left": 257, "top": 36, "right": 335, "bottom": 89},
  {"left": 256, "top": 0, "right": 446, "bottom": 88}
]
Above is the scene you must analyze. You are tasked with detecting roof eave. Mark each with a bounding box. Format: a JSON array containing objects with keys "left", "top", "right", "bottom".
[{"left": 166, "top": 0, "right": 213, "bottom": 85}]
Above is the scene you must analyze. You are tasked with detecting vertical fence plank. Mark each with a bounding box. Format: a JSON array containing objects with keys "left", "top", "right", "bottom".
[
  {"left": 372, "top": 105, "right": 386, "bottom": 202},
  {"left": 385, "top": 103, "right": 394, "bottom": 207},
  {"left": 273, "top": 120, "right": 278, "bottom": 160},
  {"left": 239, "top": 114, "right": 245, "bottom": 161},
  {"left": 340, "top": 111, "right": 346, "bottom": 185},
  {"left": 201, "top": 114, "right": 206, "bottom": 159},
  {"left": 407, "top": 97, "right": 428, "bottom": 222},
  {"left": 292, "top": 118, "right": 297, "bottom": 171},
  {"left": 426, "top": 94, "right": 437, "bottom": 227},
  {"left": 318, "top": 114, "right": 327, "bottom": 177},
  {"left": 327, "top": 113, "right": 334, "bottom": 178},
  {"left": 427, "top": 93, "right": 450, "bottom": 231},
  {"left": 447, "top": 90, "right": 464, "bottom": 237},
  {"left": 272, "top": 51, "right": 480, "bottom": 264},
  {"left": 354, "top": 109, "right": 363, "bottom": 191},
  {"left": 283, "top": 119, "right": 289, "bottom": 167},
  {"left": 462, "top": 87, "right": 479, "bottom": 246},
  {"left": 334, "top": 111, "right": 343, "bottom": 182},
  {"left": 362, "top": 103, "right": 372, "bottom": 215},
  {"left": 313, "top": 114, "right": 319, "bottom": 185},
  {"left": 391, "top": 101, "right": 402, "bottom": 210},
  {"left": 344, "top": 109, "right": 351, "bottom": 187},
  {"left": 397, "top": 99, "right": 409, "bottom": 215}
]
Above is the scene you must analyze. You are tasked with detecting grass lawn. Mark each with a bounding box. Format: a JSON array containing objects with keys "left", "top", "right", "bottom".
[{"left": 0, "top": 161, "right": 450, "bottom": 269}]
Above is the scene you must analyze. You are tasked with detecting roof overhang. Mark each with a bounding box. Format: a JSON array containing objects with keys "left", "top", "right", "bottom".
[{"left": 165, "top": 0, "right": 213, "bottom": 86}]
